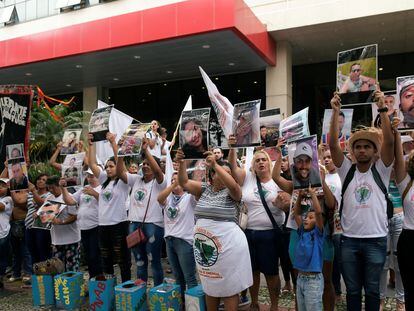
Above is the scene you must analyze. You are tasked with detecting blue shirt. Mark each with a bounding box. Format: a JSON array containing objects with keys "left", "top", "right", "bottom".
[
  {"left": 388, "top": 180, "right": 403, "bottom": 209},
  {"left": 293, "top": 225, "right": 325, "bottom": 273}
]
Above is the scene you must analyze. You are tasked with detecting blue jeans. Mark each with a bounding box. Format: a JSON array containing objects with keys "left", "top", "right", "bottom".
[
  {"left": 296, "top": 273, "right": 324, "bottom": 311},
  {"left": 0, "top": 232, "right": 11, "bottom": 276},
  {"left": 341, "top": 236, "right": 387, "bottom": 311},
  {"left": 10, "top": 220, "right": 32, "bottom": 277},
  {"left": 130, "top": 222, "right": 164, "bottom": 286},
  {"left": 165, "top": 236, "right": 198, "bottom": 294}
]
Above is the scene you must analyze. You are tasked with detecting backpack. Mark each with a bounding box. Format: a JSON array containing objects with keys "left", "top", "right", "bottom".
[{"left": 339, "top": 163, "right": 394, "bottom": 220}]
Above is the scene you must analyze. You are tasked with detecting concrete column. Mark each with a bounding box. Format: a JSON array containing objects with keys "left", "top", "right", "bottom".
[
  {"left": 83, "top": 87, "right": 99, "bottom": 112},
  {"left": 266, "top": 41, "right": 292, "bottom": 118}
]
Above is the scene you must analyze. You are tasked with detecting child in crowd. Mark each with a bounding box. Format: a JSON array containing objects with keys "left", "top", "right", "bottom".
[{"left": 293, "top": 187, "right": 325, "bottom": 311}]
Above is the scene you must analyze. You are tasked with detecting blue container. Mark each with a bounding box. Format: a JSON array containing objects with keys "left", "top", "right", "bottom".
[
  {"left": 185, "top": 285, "right": 206, "bottom": 311},
  {"left": 31, "top": 275, "right": 55, "bottom": 307},
  {"left": 149, "top": 282, "right": 182, "bottom": 311},
  {"left": 89, "top": 276, "right": 117, "bottom": 311},
  {"left": 115, "top": 280, "right": 147, "bottom": 311},
  {"left": 54, "top": 271, "right": 85, "bottom": 309}
]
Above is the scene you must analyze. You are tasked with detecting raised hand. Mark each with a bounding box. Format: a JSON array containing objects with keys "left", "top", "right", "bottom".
[
  {"left": 228, "top": 134, "right": 237, "bottom": 147},
  {"left": 330, "top": 92, "right": 341, "bottom": 112},
  {"left": 106, "top": 132, "right": 116, "bottom": 144},
  {"left": 88, "top": 133, "right": 94, "bottom": 146},
  {"left": 174, "top": 148, "right": 185, "bottom": 163},
  {"left": 204, "top": 151, "right": 217, "bottom": 169},
  {"left": 373, "top": 84, "right": 385, "bottom": 108},
  {"left": 59, "top": 178, "right": 67, "bottom": 188}
]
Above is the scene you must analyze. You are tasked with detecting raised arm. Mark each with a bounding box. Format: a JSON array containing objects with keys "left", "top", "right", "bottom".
[
  {"left": 107, "top": 132, "right": 119, "bottom": 164},
  {"left": 176, "top": 149, "right": 202, "bottom": 198},
  {"left": 328, "top": 93, "right": 345, "bottom": 168},
  {"left": 228, "top": 135, "right": 246, "bottom": 186},
  {"left": 157, "top": 181, "right": 176, "bottom": 206},
  {"left": 115, "top": 157, "right": 128, "bottom": 184},
  {"left": 142, "top": 138, "right": 163, "bottom": 184},
  {"left": 49, "top": 143, "right": 63, "bottom": 171},
  {"left": 320, "top": 168, "right": 335, "bottom": 211},
  {"left": 392, "top": 116, "right": 406, "bottom": 183},
  {"left": 59, "top": 179, "right": 78, "bottom": 206},
  {"left": 375, "top": 88, "right": 394, "bottom": 166},
  {"left": 205, "top": 151, "right": 242, "bottom": 202},
  {"left": 87, "top": 133, "right": 101, "bottom": 178},
  {"left": 271, "top": 145, "right": 293, "bottom": 194},
  {"left": 28, "top": 182, "right": 46, "bottom": 206},
  {"left": 294, "top": 191, "right": 303, "bottom": 227},
  {"left": 309, "top": 187, "right": 324, "bottom": 231}
]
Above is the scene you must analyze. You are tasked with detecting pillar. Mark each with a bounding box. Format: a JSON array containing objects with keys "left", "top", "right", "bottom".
[{"left": 266, "top": 41, "right": 292, "bottom": 118}]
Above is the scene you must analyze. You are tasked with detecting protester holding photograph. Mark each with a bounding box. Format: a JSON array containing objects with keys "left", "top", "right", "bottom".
[
  {"left": 339, "top": 63, "right": 376, "bottom": 93},
  {"left": 9, "top": 160, "right": 29, "bottom": 191},
  {"left": 60, "top": 171, "right": 103, "bottom": 278},
  {"left": 88, "top": 132, "right": 131, "bottom": 282},
  {"left": 177, "top": 148, "right": 252, "bottom": 311},
  {"left": 397, "top": 76, "right": 414, "bottom": 128},
  {"left": 146, "top": 120, "right": 163, "bottom": 158},
  {"left": 180, "top": 109, "right": 210, "bottom": 159},
  {"left": 233, "top": 102, "right": 261, "bottom": 147},
  {"left": 328, "top": 89, "right": 394, "bottom": 311},
  {"left": 228, "top": 136, "right": 286, "bottom": 311},
  {"left": 0, "top": 178, "right": 13, "bottom": 289},
  {"left": 116, "top": 138, "right": 166, "bottom": 286},
  {"left": 61, "top": 130, "right": 81, "bottom": 154}
]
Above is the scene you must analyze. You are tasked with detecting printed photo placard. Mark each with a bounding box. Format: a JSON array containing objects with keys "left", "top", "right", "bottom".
[
  {"left": 180, "top": 108, "right": 210, "bottom": 159},
  {"left": 118, "top": 123, "right": 151, "bottom": 157},
  {"left": 60, "top": 129, "right": 82, "bottom": 155},
  {"left": 89, "top": 105, "right": 113, "bottom": 142},
  {"left": 6, "top": 143, "right": 24, "bottom": 160},
  {"left": 33, "top": 200, "right": 66, "bottom": 230},
  {"left": 279, "top": 108, "right": 310, "bottom": 142},
  {"left": 322, "top": 109, "right": 353, "bottom": 151},
  {"left": 232, "top": 100, "right": 261, "bottom": 147},
  {"left": 337, "top": 44, "right": 378, "bottom": 105},
  {"left": 7, "top": 157, "right": 28, "bottom": 192},
  {"left": 396, "top": 76, "right": 414, "bottom": 130}
]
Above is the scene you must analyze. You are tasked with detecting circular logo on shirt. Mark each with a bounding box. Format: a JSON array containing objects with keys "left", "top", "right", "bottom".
[
  {"left": 194, "top": 233, "right": 219, "bottom": 267},
  {"left": 82, "top": 195, "right": 92, "bottom": 204},
  {"left": 134, "top": 188, "right": 147, "bottom": 206},
  {"left": 102, "top": 190, "right": 113, "bottom": 202},
  {"left": 166, "top": 205, "right": 179, "bottom": 220},
  {"left": 354, "top": 183, "right": 372, "bottom": 205},
  {"left": 329, "top": 185, "right": 336, "bottom": 193}
]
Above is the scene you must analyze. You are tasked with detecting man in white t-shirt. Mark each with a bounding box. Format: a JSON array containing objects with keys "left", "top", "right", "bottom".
[{"left": 328, "top": 90, "right": 394, "bottom": 311}]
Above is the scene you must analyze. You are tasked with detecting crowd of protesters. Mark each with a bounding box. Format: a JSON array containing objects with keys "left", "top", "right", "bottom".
[{"left": 0, "top": 86, "right": 413, "bottom": 311}]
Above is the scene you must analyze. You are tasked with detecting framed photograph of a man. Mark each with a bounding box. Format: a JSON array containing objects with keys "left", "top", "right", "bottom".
[
  {"left": 232, "top": 100, "right": 261, "bottom": 147},
  {"left": 288, "top": 135, "right": 322, "bottom": 190},
  {"left": 6, "top": 143, "right": 24, "bottom": 160},
  {"left": 118, "top": 123, "right": 151, "bottom": 157},
  {"left": 322, "top": 109, "right": 353, "bottom": 151},
  {"left": 371, "top": 91, "right": 407, "bottom": 130},
  {"left": 337, "top": 44, "right": 378, "bottom": 105},
  {"left": 60, "top": 129, "right": 82, "bottom": 155},
  {"left": 89, "top": 105, "right": 113, "bottom": 142},
  {"left": 7, "top": 157, "right": 29, "bottom": 192},
  {"left": 62, "top": 164, "right": 83, "bottom": 188},
  {"left": 33, "top": 200, "right": 66, "bottom": 230},
  {"left": 279, "top": 108, "right": 310, "bottom": 142},
  {"left": 260, "top": 108, "right": 281, "bottom": 147},
  {"left": 397, "top": 76, "right": 414, "bottom": 129},
  {"left": 62, "top": 152, "right": 85, "bottom": 167},
  {"left": 180, "top": 108, "right": 210, "bottom": 159}
]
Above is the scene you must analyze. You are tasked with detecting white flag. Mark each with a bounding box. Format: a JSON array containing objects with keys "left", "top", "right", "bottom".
[
  {"left": 95, "top": 100, "right": 133, "bottom": 164},
  {"left": 199, "top": 66, "right": 234, "bottom": 138}
]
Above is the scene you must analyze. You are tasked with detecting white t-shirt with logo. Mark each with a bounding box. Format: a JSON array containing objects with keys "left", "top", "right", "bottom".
[
  {"left": 48, "top": 194, "right": 81, "bottom": 246},
  {"left": 242, "top": 171, "right": 285, "bottom": 230},
  {"left": 98, "top": 172, "right": 129, "bottom": 225},
  {"left": 397, "top": 175, "right": 414, "bottom": 230},
  {"left": 146, "top": 131, "right": 162, "bottom": 159},
  {"left": 337, "top": 157, "right": 392, "bottom": 238},
  {"left": 72, "top": 186, "right": 101, "bottom": 230},
  {"left": 325, "top": 172, "right": 343, "bottom": 235},
  {"left": 162, "top": 193, "right": 197, "bottom": 245},
  {"left": 127, "top": 173, "right": 166, "bottom": 227},
  {"left": 0, "top": 196, "right": 13, "bottom": 239}
]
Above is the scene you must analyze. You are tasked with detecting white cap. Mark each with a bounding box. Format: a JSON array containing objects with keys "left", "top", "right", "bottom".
[
  {"left": 0, "top": 178, "right": 9, "bottom": 184},
  {"left": 85, "top": 168, "right": 94, "bottom": 175},
  {"left": 294, "top": 142, "right": 313, "bottom": 160},
  {"left": 401, "top": 135, "right": 414, "bottom": 144}
]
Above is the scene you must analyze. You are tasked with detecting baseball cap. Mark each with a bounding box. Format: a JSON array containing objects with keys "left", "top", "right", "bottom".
[
  {"left": 401, "top": 135, "right": 414, "bottom": 144},
  {"left": 294, "top": 142, "right": 313, "bottom": 160},
  {"left": 0, "top": 178, "right": 9, "bottom": 184}
]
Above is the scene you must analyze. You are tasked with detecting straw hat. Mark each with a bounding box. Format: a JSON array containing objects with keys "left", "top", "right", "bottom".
[{"left": 348, "top": 127, "right": 381, "bottom": 151}]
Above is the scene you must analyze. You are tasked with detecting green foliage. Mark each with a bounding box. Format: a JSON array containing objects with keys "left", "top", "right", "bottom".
[
  {"left": 28, "top": 161, "right": 60, "bottom": 182},
  {"left": 29, "top": 102, "right": 90, "bottom": 164}
]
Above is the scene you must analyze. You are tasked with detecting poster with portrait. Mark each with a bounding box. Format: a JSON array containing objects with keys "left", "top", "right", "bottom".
[
  {"left": 33, "top": 200, "right": 66, "bottom": 230},
  {"left": 62, "top": 164, "right": 83, "bottom": 188},
  {"left": 371, "top": 91, "right": 407, "bottom": 130},
  {"left": 337, "top": 44, "right": 378, "bottom": 105},
  {"left": 396, "top": 76, "right": 414, "bottom": 130},
  {"left": 260, "top": 108, "right": 281, "bottom": 161},
  {"left": 117, "top": 123, "right": 151, "bottom": 157},
  {"left": 6, "top": 143, "right": 24, "bottom": 160},
  {"left": 89, "top": 105, "right": 113, "bottom": 142},
  {"left": 60, "top": 129, "right": 82, "bottom": 155},
  {"left": 287, "top": 135, "right": 321, "bottom": 190},
  {"left": 279, "top": 108, "right": 310, "bottom": 142},
  {"left": 7, "top": 157, "right": 29, "bottom": 192},
  {"left": 322, "top": 109, "right": 353, "bottom": 151},
  {"left": 63, "top": 152, "right": 85, "bottom": 167},
  {"left": 209, "top": 114, "right": 228, "bottom": 149},
  {"left": 180, "top": 108, "right": 210, "bottom": 159},
  {"left": 232, "top": 100, "right": 261, "bottom": 147},
  {"left": 186, "top": 159, "right": 206, "bottom": 183}
]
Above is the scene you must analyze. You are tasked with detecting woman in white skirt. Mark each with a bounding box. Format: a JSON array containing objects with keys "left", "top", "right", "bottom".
[{"left": 177, "top": 149, "right": 253, "bottom": 311}]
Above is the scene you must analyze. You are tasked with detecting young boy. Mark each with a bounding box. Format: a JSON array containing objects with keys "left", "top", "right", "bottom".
[{"left": 293, "top": 187, "right": 325, "bottom": 311}]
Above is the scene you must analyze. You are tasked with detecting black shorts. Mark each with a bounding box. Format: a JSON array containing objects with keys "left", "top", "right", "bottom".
[{"left": 245, "top": 228, "right": 280, "bottom": 275}]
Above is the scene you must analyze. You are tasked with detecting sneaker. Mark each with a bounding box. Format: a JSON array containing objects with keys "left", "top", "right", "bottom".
[{"left": 8, "top": 276, "right": 21, "bottom": 282}]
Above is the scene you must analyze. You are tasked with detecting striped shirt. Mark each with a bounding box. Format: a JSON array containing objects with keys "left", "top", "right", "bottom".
[{"left": 194, "top": 183, "right": 238, "bottom": 223}]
